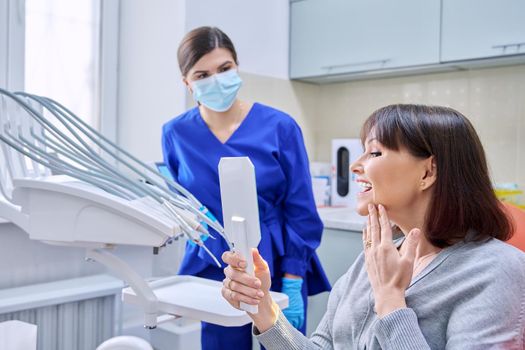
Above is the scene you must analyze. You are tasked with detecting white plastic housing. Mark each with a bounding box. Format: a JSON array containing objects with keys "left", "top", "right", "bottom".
[{"left": 10, "top": 175, "right": 179, "bottom": 247}]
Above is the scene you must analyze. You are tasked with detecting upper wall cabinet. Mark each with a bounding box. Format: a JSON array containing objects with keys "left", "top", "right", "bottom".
[
  {"left": 290, "top": 0, "right": 525, "bottom": 82},
  {"left": 290, "top": 0, "right": 441, "bottom": 80},
  {"left": 441, "top": 0, "right": 525, "bottom": 62}
]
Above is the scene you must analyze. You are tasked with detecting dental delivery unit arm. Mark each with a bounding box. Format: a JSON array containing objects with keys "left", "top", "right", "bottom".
[{"left": 0, "top": 89, "right": 287, "bottom": 329}]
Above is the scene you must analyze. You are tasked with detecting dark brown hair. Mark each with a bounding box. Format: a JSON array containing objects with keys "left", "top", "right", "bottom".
[
  {"left": 177, "top": 26, "right": 238, "bottom": 77},
  {"left": 361, "top": 104, "right": 514, "bottom": 247}
]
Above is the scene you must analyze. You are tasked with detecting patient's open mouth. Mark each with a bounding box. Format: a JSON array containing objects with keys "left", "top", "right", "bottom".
[{"left": 357, "top": 179, "right": 372, "bottom": 193}]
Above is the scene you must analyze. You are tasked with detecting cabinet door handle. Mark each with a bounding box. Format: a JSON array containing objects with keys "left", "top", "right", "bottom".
[
  {"left": 321, "top": 59, "right": 391, "bottom": 71},
  {"left": 492, "top": 42, "right": 525, "bottom": 52}
]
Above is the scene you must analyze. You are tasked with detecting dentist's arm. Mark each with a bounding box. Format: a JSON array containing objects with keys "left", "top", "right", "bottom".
[{"left": 221, "top": 249, "right": 280, "bottom": 332}]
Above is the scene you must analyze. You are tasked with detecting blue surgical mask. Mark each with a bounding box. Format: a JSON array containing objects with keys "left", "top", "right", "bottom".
[{"left": 191, "top": 69, "right": 243, "bottom": 112}]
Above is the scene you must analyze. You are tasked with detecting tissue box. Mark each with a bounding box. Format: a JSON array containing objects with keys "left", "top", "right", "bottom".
[{"left": 312, "top": 176, "right": 330, "bottom": 207}]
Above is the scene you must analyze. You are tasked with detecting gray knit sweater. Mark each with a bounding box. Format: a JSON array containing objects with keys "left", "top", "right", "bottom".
[{"left": 255, "top": 238, "right": 525, "bottom": 349}]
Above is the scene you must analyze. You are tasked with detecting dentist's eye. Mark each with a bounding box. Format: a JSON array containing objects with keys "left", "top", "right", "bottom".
[
  {"left": 219, "top": 66, "right": 232, "bottom": 73},
  {"left": 370, "top": 152, "right": 382, "bottom": 158},
  {"left": 196, "top": 73, "right": 208, "bottom": 80}
]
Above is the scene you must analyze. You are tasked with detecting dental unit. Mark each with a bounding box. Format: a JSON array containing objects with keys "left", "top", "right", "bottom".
[{"left": 0, "top": 89, "right": 287, "bottom": 330}]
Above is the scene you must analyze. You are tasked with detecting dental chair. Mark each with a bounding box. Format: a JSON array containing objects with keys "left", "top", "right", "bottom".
[{"left": 504, "top": 202, "right": 525, "bottom": 252}]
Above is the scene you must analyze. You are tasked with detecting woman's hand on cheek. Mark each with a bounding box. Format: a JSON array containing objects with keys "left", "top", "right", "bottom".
[{"left": 363, "top": 204, "right": 421, "bottom": 318}]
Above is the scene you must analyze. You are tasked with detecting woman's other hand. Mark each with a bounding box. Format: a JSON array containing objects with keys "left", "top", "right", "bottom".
[
  {"left": 364, "top": 204, "right": 421, "bottom": 318},
  {"left": 221, "top": 248, "right": 279, "bottom": 332}
]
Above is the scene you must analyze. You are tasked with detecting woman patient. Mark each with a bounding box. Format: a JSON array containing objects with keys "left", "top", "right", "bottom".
[{"left": 221, "top": 104, "right": 525, "bottom": 349}]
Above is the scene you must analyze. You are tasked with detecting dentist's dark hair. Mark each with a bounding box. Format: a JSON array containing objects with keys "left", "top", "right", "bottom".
[
  {"left": 177, "top": 26, "right": 238, "bottom": 77},
  {"left": 360, "top": 104, "right": 513, "bottom": 248}
]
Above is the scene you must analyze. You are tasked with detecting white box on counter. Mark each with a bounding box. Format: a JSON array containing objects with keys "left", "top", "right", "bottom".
[{"left": 331, "top": 139, "right": 363, "bottom": 208}]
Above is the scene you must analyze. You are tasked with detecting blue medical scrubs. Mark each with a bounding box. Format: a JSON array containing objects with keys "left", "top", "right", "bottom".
[{"left": 162, "top": 103, "right": 331, "bottom": 349}]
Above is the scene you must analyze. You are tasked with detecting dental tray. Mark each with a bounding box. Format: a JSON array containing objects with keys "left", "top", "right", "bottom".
[{"left": 122, "top": 275, "right": 289, "bottom": 327}]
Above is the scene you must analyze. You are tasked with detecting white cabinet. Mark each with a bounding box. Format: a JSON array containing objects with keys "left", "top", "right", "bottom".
[
  {"left": 290, "top": 0, "right": 441, "bottom": 79},
  {"left": 289, "top": 0, "right": 336, "bottom": 79},
  {"left": 306, "top": 228, "right": 363, "bottom": 336},
  {"left": 290, "top": 0, "right": 525, "bottom": 82},
  {"left": 441, "top": 0, "right": 525, "bottom": 62}
]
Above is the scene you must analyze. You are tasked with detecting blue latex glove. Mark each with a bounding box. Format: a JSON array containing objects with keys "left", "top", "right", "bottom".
[{"left": 281, "top": 277, "right": 304, "bottom": 329}]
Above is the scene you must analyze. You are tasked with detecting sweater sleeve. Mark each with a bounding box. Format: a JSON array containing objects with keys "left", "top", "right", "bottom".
[
  {"left": 254, "top": 311, "right": 330, "bottom": 350},
  {"left": 374, "top": 308, "right": 431, "bottom": 349},
  {"left": 254, "top": 268, "right": 351, "bottom": 349},
  {"left": 278, "top": 119, "right": 323, "bottom": 277}
]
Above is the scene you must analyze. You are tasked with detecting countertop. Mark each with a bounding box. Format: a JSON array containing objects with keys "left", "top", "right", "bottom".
[{"left": 317, "top": 207, "right": 366, "bottom": 232}]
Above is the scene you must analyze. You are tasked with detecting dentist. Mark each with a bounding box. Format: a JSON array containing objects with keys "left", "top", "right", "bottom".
[{"left": 161, "top": 26, "right": 330, "bottom": 350}]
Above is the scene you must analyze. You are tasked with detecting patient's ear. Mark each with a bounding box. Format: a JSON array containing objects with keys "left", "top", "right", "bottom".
[{"left": 420, "top": 156, "right": 437, "bottom": 190}]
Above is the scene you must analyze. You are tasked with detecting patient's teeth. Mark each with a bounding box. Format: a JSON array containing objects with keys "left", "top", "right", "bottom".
[{"left": 359, "top": 182, "right": 372, "bottom": 189}]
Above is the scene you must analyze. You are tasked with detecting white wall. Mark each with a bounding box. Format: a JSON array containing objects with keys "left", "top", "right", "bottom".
[
  {"left": 185, "top": 0, "right": 289, "bottom": 80},
  {"left": 0, "top": 0, "right": 7, "bottom": 88},
  {"left": 0, "top": 0, "right": 24, "bottom": 90},
  {"left": 0, "top": 223, "right": 104, "bottom": 289},
  {"left": 314, "top": 64, "right": 525, "bottom": 188},
  {"left": 117, "top": 0, "right": 187, "bottom": 162},
  {"left": 117, "top": 0, "right": 291, "bottom": 161},
  {"left": 0, "top": 221, "right": 172, "bottom": 290}
]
